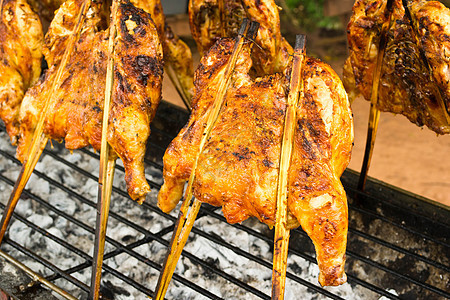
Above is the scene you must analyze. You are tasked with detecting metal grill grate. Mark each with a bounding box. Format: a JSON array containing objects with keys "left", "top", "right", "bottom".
[{"left": 0, "top": 102, "right": 449, "bottom": 299}]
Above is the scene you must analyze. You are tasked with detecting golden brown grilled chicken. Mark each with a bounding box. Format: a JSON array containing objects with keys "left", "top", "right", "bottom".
[
  {"left": 344, "top": 0, "right": 450, "bottom": 134},
  {"left": 158, "top": 36, "right": 353, "bottom": 286},
  {"left": 17, "top": 0, "right": 163, "bottom": 202},
  {"left": 189, "top": 0, "right": 293, "bottom": 74},
  {"left": 0, "top": 0, "right": 43, "bottom": 145},
  {"left": 131, "top": 0, "right": 194, "bottom": 101}
]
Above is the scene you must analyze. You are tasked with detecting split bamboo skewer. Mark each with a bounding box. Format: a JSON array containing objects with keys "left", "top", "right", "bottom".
[
  {"left": 89, "top": 1, "right": 118, "bottom": 299},
  {"left": 358, "top": 0, "right": 395, "bottom": 192},
  {"left": 401, "top": 0, "right": 450, "bottom": 123},
  {"left": 154, "top": 19, "right": 259, "bottom": 300},
  {"left": 0, "top": 0, "right": 92, "bottom": 245},
  {"left": 272, "top": 34, "right": 306, "bottom": 300}
]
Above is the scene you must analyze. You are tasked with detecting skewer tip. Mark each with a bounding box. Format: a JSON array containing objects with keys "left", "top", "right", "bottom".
[{"left": 295, "top": 34, "right": 306, "bottom": 50}]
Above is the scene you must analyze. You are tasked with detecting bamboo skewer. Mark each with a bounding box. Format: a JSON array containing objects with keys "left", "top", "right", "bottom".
[
  {"left": 272, "top": 35, "right": 306, "bottom": 300},
  {"left": 89, "top": 1, "right": 118, "bottom": 299},
  {"left": 154, "top": 19, "right": 259, "bottom": 300},
  {"left": 358, "top": 0, "right": 395, "bottom": 192},
  {"left": 218, "top": 0, "right": 226, "bottom": 37},
  {"left": 401, "top": 0, "right": 450, "bottom": 123},
  {"left": 0, "top": 0, "right": 92, "bottom": 245}
]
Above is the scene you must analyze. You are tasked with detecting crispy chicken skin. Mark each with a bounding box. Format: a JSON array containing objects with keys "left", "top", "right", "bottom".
[
  {"left": 131, "top": 0, "right": 194, "bottom": 100},
  {"left": 344, "top": 0, "right": 450, "bottom": 134},
  {"left": 158, "top": 37, "right": 353, "bottom": 286},
  {"left": 0, "top": 0, "right": 43, "bottom": 144},
  {"left": 189, "top": 0, "right": 293, "bottom": 74},
  {"left": 17, "top": 0, "right": 163, "bottom": 202}
]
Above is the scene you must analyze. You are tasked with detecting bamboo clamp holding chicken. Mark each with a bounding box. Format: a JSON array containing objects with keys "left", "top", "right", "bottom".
[
  {"left": 272, "top": 34, "right": 306, "bottom": 300},
  {"left": 358, "top": 0, "right": 395, "bottom": 192},
  {"left": 89, "top": 1, "right": 119, "bottom": 299},
  {"left": 153, "top": 19, "right": 260, "bottom": 300}
]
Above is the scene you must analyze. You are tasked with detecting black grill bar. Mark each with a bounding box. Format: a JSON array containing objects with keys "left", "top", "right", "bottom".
[
  {"left": 0, "top": 103, "right": 449, "bottom": 300},
  {"left": 349, "top": 202, "right": 449, "bottom": 248},
  {"left": 187, "top": 207, "right": 347, "bottom": 299},
  {"left": 4, "top": 236, "right": 90, "bottom": 293},
  {"left": 0, "top": 147, "right": 338, "bottom": 300},
  {"left": 38, "top": 144, "right": 317, "bottom": 299},
  {"left": 0, "top": 146, "right": 279, "bottom": 299},
  {"left": 345, "top": 249, "right": 450, "bottom": 298},
  {"left": 349, "top": 227, "right": 449, "bottom": 272},
  {"left": 0, "top": 152, "right": 221, "bottom": 298}
]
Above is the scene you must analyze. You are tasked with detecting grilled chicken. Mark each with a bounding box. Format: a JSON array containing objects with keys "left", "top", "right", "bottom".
[
  {"left": 344, "top": 0, "right": 450, "bottom": 134},
  {"left": 131, "top": 0, "right": 194, "bottom": 101},
  {"left": 158, "top": 37, "right": 353, "bottom": 286},
  {"left": 189, "top": 0, "right": 293, "bottom": 74},
  {"left": 17, "top": 0, "right": 163, "bottom": 202},
  {"left": 0, "top": 0, "right": 43, "bottom": 145}
]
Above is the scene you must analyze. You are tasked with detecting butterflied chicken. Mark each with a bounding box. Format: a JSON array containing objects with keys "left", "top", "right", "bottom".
[
  {"left": 344, "top": 0, "right": 450, "bottom": 134},
  {"left": 131, "top": 0, "right": 194, "bottom": 101},
  {"left": 17, "top": 0, "right": 163, "bottom": 202},
  {"left": 158, "top": 37, "right": 353, "bottom": 286},
  {"left": 0, "top": 0, "right": 43, "bottom": 144},
  {"left": 189, "top": 0, "right": 292, "bottom": 74}
]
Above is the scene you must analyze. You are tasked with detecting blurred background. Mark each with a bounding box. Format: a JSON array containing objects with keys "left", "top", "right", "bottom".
[{"left": 161, "top": 0, "right": 450, "bottom": 207}]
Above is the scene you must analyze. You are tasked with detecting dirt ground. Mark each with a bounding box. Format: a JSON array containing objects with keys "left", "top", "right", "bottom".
[{"left": 164, "top": 15, "right": 450, "bottom": 208}]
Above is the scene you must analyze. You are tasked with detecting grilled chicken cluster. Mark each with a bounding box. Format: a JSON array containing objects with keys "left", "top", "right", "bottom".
[
  {"left": 158, "top": 36, "right": 354, "bottom": 286},
  {"left": 17, "top": 0, "right": 163, "bottom": 202},
  {"left": 0, "top": 0, "right": 43, "bottom": 145},
  {"left": 189, "top": 0, "right": 293, "bottom": 74},
  {"left": 344, "top": 0, "right": 450, "bottom": 134}
]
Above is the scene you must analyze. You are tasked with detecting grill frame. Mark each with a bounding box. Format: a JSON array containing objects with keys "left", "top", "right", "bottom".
[{"left": 0, "top": 101, "right": 448, "bottom": 299}]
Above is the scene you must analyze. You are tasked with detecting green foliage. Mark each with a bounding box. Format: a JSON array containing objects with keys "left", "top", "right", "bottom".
[{"left": 283, "top": 0, "right": 342, "bottom": 31}]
